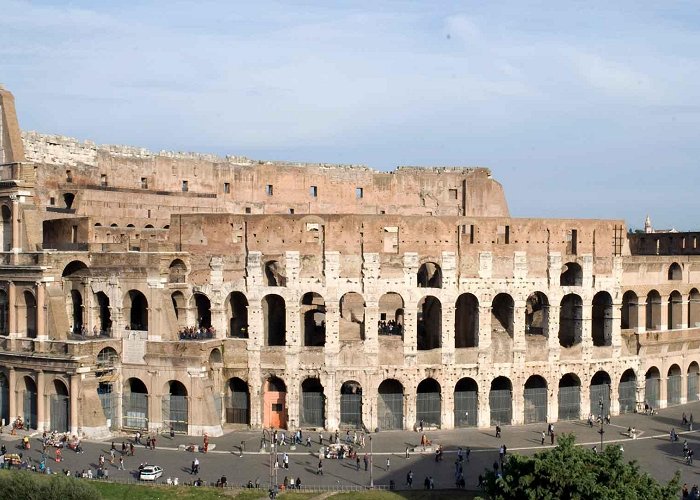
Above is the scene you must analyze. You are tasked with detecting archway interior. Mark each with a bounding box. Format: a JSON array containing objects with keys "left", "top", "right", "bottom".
[
  {"left": 416, "top": 378, "right": 442, "bottom": 427},
  {"left": 592, "top": 291, "right": 612, "bottom": 346},
  {"left": 377, "top": 379, "right": 404, "bottom": 430},
  {"left": 340, "top": 381, "right": 362, "bottom": 428},
  {"left": 301, "top": 292, "right": 326, "bottom": 346},
  {"left": 226, "top": 377, "right": 250, "bottom": 424},
  {"left": 559, "top": 294, "right": 582, "bottom": 347},
  {"left": 228, "top": 292, "right": 249, "bottom": 338},
  {"left": 264, "top": 377, "right": 287, "bottom": 429},
  {"left": 525, "top": 292, "right": 548, "bottom": 336},
  {"left": 194, "top": 293, "right": 212, "bottom": 328},
  {"left": 263, "top": 295, "right": 286, "bottom": 346},
  {"left": 417, "top": 296, "right": 441, "bottom": 350},
  {"left": 417, "top": 262, "right": 442, "bottom": 288},
  {"left": 489, "top": 376, "right": 512, "bottom": 426},
  {"left": 300, "top": 378, "right": 325, "bottom": 427},
  {"left": 378, "top": 293, "right": 404, "bottom": 337},
  {"left": 558, "top": 373, "right": 581, "bottom": 420},
  {"left": 455, "top": 293, "right": 479, "bottom": 348},
  {"left": 618, "top": 369, "right": 637, "bottom": 414}
]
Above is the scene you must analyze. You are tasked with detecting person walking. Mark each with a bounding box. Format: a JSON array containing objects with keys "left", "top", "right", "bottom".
[
  {"left": 356, "top": 456, "right": 360, "bottom": 471},
  {"left": 550, "top": 431, "right": 555, "bottom": 445},
  {"left": 541, "top": 431, "right": 546, "bottom": 445},
  {"left": 495, "top": 425, "right": 501, "bottom": 438},
  {"left": 386, "top": 457, "right": 390, "bottom": 471},
  {"left": 407, "top": 470, "right": 413, "bottom": 488},
  {"left": 118, "top": 456, "right": 125, "bottom": 470},
  {"left": 317, "top": 459, "right": 323, "bottom": 475},
  {"left": 364, "top": 453, "right": 369, "bottom": 471}
]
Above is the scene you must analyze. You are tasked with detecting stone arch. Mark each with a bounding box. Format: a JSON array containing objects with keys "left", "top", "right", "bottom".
[
  {"left": 454, "top": 378, "right": 478, "bottom": 427},
  {"left": 560, "top": 262, "right": 582, "bottom": 286},
  {"left": 123, "top": 377, "right": 148, "bottom": 429},
  {"left": 592, "top": 291, "right": 613, "bottom": 346},
  {"left": 646, "top": 290, "right": 662, "bottom": 331},
  {"left": 668, "top": 262, "right": 682, "bottom": 281},
  {"left": 168, "top": 259, "right": 187, "bottom": 283},
  {"left": 378, "top": 292, "right": 404, "bottom": 338},
  {"left": 209, "top": 348, "right": 222, "bottom": 365},
  {"left": 667, "top": 364, "right": 682, "bottom": 406},
  {"left": 0, "top": 204, "right": 11, "bottom": 251},
  {"left": 416, "top": 378, "right": 442, "bottom": 427},
  {"left": 95, "top": 291, "right": 112, "bottom": 335},
  {"left": 490, "top": 376, "right": 512, "bottom": 426},
  {"left": 525, "top": 292, "right": 549, "bottom": 336},
  {"left": 225, "top": 377, "right": 250, "bottom": 424},
  {"left": 123, "top": 290, "right": 148, "bottom": 331},
  {"left": 339, "top": 292, "right": 365, "bottom": 341},
  {"left": 417, "top": 262, "right": 442, "bottom": 288},
  {"left": 618, "top": 369, "right": 637, "bottom": 414},
  {"left": 689, "top": 289, "right": 700, "bottom": 328},
  {"left": 300, "top": 378, "right": 325, "bottom": 427},
  {"left": 170, "top": 291, "right": 186, "bottom": 331},
  {"left": 21, "top": 376, "right": 38, "bottom": 429},
  {"left": 227, "top": 291, "right": 249, "bottom": 338},
  {"left": 668, "top": 290, "right": 682, "bottom": 330},
  {"left": 688, "top": 362, "right": 699, "bottom": 402},
  {"left": 590, "top": 370, "right": 611, "bottom": 416},
  {"left": 377, "top": 379, "right": 404, "bottom": 430},
  {"left": 63, "top": 192, "right": 75, "bottom": 209},
  {"left": 645, "top": 367, "right": 661, "bottom": 410},
  {"left": 340, "top": 381, "right": 363, "bottom": 428},
  {"left": 301, "top": 292, "right": 326, "bottom": 346},
  {"left": 62, "top": 260, "right": 89, "bottom": 278},
  {"left": 97, "top": 347, "right": 119, "bottom": 365},
  {"left": 126, "top": 224, "right": 135, "bottom": 228},
  {"left": 417, "top": 295, "right": 441, "bottom": 350},
  {"left": 558, "top": 373, "right": 581, "bottom": 420},
  {"left": 559, "top": 294, "right": 582, "bottom": 347},
  {"left": 262, "top": 294, "right": 286, "bottom": 346},
  {"left": 70, "top": 289, "right": 83, "bottom": 334},
  {"left": 621, "top": 290, "right": 638, "bottom": 330},
  {"left": 0, "top": 289, "right": 8, "bottom": 335},
  {"left": 264, "top": 376, "right": 287, "bottom": 429},
  {"left": 264, "top": 260, "right": 286, "bottom": 287},
  {"left": 455, "top": 293, "right": 479, "bottom": 348},
  {"left": 491, "top": 293, "right": 514, "bottom": 337},
  {"left": 193, "top": 292, "right": 212, "bottom": 328},
  {"left": 163, "top": 380, "right": 188, "bottom": 433},
  {"left": 144, "top": 224, "right": 154, "bottom": 229},
  {"left": 17, "top": 289, "right": 37, "bottom": 338},
  {"left": 524, "top": 375, "right": 548, "bottom": 423},
  {"left": 49, "top": 379, "right": 70, "bottom": 432}
]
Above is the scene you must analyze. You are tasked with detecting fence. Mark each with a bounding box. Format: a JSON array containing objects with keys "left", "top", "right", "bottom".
[
  {"left": 301, "top": 392, "right": 324, "bottom": 427},
  {"left": 377, "top": 393, "right": 403, "bottom": 430},
  {"left": 645, "top": 377, "right": 660, "bottom": 409},
  {"left": 589, "top": 384, "right": 610, "bottom": 416},
  {"left": 50, "top": 394, "right": 69, "bottom": 432},
  {"left": 123, "top": 392, "right": 148, "bottom": 430},
  {"left": 618, "top": 380, "right": 636, "bottom": 414},
  {"left": 162, "top": 395, "right": 188, "bottom": 433},
  {"left": 98, "top": 389, "right": 119, "bottom": 430},
  {"left": 668, "top": 375, "right": 682, "bottom": 405},
  {"left": 689, "top": 372, "right": 699, "bottom": 402},
  {"left": 416, "top": 393, "right": 441, "bottom": 426},
  {"left": 489, "top": 389, "right": 512, "bottom": 426},
  {"left": 339, "top": 393, "right": 362, "bottom": 428},
  {"left": 453, "top": 391, "right": 477, "bottom": 427},
  {"left": 225, "top": 392, "right": 249, "bottom": 424},
  {"left": 523, "top": 387, "right": 547, "bottom": 423},
  {"left": 23, "top": 391, "right": 37, "bottom": 429},
  {"left": 558, "top": 385, "right": 580, "bottom": 420}
]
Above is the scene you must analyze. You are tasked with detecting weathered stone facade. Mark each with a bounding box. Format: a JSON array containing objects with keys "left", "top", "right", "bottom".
[{"left": 0, "top": 86, "right": 698, "bottom": 437}]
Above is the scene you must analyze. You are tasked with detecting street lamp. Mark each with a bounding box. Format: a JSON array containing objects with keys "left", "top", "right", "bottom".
[
  {"left": 262, "top": 428, "right": 277, "bottom": 491},
  {"left": 369, "top": 434, "right": 373, "bottom": 488},
  {"left": 598, "top": 398, "right": 605, "bottom": 451}
]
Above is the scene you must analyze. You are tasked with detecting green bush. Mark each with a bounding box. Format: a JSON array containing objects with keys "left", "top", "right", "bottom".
[{"left": 0, "top": 471, "right": 101, "bottom": 500}]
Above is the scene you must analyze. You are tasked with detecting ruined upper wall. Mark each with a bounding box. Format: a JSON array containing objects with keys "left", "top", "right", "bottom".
[{"left": 0, "top": 86, "right": 25, "bottom": 163}]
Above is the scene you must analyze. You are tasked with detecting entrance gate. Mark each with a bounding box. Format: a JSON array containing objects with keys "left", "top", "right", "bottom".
[
  {"left": 123, "top": 392, "right": 148, "bottom": 429},
  {"left": 689, "top": 370, "right": 699, "bottom": 402},
  {"left": 524, "top": 387, "right": 547, "bottom": 423},
  {"left": 416, "top": 393, "right": 441, "bottom": 427},
  {"left": 558, "top": 385, "right": 580, "bottom": 420},
  {"left": 590, "top": 384, "right": 610, "bottom": 416},
  {"left": 97, "top": 383, "right": 118, "bottom": 430},
  {"left": 50, "top": 395, "right": 69, "bottom": 432},
  {"left": 454, "top": 391, "right": 477, "bottom": 427},
  {"left": 0, "top": 376, "right": 8, "bottom": 426},
  {"left": 489, "top": 390, "right": 512, "bottom": 426},
  {"left": 378, "top": 393, "right": 403, "bottom": 430},
  {"left": 618, "top": 380, "right": 637, "bottom": 414},
  {"left": 162, "top": 395, "right": 188, "bottom": 433},
  {"left": 668, "top": 374, "right": 682, "bottom": 406},
  {"left": 645, "top": 373, "right": 660, "bottom": 409},
  {"left": 23, "top": 391, "right": 37, "bottom": 429},
  {"left": 340, "top": 393, "right": 362, "bottom": 428},
  {"left": 301, "top": 392, "right": 324, "bottom": 427},
  {"left": 226, "top": 392, "right": 249, "bottom": 424}
]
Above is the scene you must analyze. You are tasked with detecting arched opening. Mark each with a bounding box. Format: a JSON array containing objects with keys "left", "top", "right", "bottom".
[
  {"left": 339, "top": 292, "right": 365, "bottom": 341},
  {"left": 340, "top": 381, "right": 363, "bottom": 428},
  {"left": 301, "top": 292, "right": 326, "bottom": 346},
  {"left": 0, "top": 205, "right": 12, "bottom": 251},
  {"left": 95, "top": 292, "right": 112, "bottom": 336},
  {"left": 645, "top": 367, "right": 661, "bottom": 410},
  {"left": 590, "top": 371, "right": 611, "bottom": 416},
  {"left": 668, "top": 262, "right": 682, "bottom": 281},
  {"left": 560, "top": 262, "right": 582, "bottom": 286},
  {"left": 667, "top": 364, "right": 682, "bottom": 406},
  {"left": 209, "top": 348, "right": 222, "bottom": 365},
  {"left": 63, "top": 193, "right": 75, "bottom": 209},
  {"left": 194, "top": 293, "right": 212, "bottom": 329},
  {"left": 97, "top": 347, "right": 119, "bottom": 366},
  {"left": 126, "top": 224, "right": 135, "bottom": 228},
  {"left": 689, "top": 362, "right": 700, "bottom": 402},
  {"left": 168, "top": 259, "right": 187, "bottom": 284},
  {"left": 110, "top": 223, "right": 118, "bottom": 228},
  {"left": 454, "top": 378, "right": 478, "bottom": 427},
  {"left": 646, "top": 290, "right": 662, "bottom": 331},
  {"left": 18, "top": 290, "right": 37, "bottom": 338},
  {"left": 416, "top": 379, "right": 442, "bottom": 427},
  {"left": 525, "top": 292, "right": 548, "bottom": 336},
  {"left": 94, "top": 223, "right": 102, "bottom": 227},
  {"left": 621, "top": 291, "right": 638, "bottom": 330},
  {"left": 263, "top": 377, "right": 287, "bottom": 429},
  {"left": 0, "top": 290, "right": 8, "bottom": 335},
  {"left": 163, "top": 380, "right": 188, "bottom": 433},
  {"left": 262, "top": 295, "right": 286, "bottom": 346},
  {"left": 524, "top": 375, "right": 548, "bottom": 423},
  {"left": 264, "top": 260, "right": 286, "bottom": 287},
  {"left": 49, "top": 379, "right": 70, "bottom": 432},
  {"left": 455, "top": 293, "right": 479, "bottom": 348},
  {"left": 377, "top": 379, "right": 404, "bottom": 430},
  {"left": 558, "top": 374, "right": 581, "bottom": 420},
  {"left": 618, "top": 369, "right": 637, "bottom": 414},
  {"left": 592, "top": 291, "right": 612, "bottom": 346},
  {"left": 144, "top": 224, "right": 154, "bottom": 229},
  {"left": 300, "top": 378, "right": 325, "bottom": 427},
  {"left": 0, "top": 373, "right": 9, "bottom": 427},
  {"left": 689, "top": 289, "right": 700, "bottom": 328},
  {"left": 123, "top": 378, "right": 148, "bottom": 429},
  {"left": 22, "top": 376, "right": 38, "bottom": 429},
  {"left": 417, "top": 295, "right": 441, "bottom": 350},
  {"left": 490, "top": 377, "right": 512, "bottom": 426},
  {"left": 227, "top": 292, "right": 249, "bottom": 338},
  {"left": 559, "top": 294, "right": 582, "bottom": 347},
  {"left": 124, "top": 290, "right": 148, "bottom": 331},
  {"left": 668, "top": 291, "right": 682, "bottom": 330},
  {"left": 417, "top": 262, "right": 442, "bottom": 288},
  {"left": 70, "top": 289, "right": 83, "bottom": 334},
  {"left": 491, "top": 293, "right": 514, "bottom": 338},
  {"left": 171, "top": 291, "right": 186, "bottom": 329},
  {"left": 62, "top": 260, "right": 88, "bottom": 278},
  {"left": 378, "top": 292, "right": 404, "bottom": 338},
  {"left": 225, "top": 378, "right": 250, "bottom": 424}
]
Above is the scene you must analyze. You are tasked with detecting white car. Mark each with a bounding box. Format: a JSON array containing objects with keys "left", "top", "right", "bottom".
[{"left": 139, "top": 465, "right": 163, "bottom": 481}]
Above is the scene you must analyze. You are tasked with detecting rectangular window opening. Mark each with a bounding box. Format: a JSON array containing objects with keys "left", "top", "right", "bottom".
[
  {"left": 66, "top": 170, "right": 72, "bottom": 183},
  {"left": 49, "top": 197, "right": 55, "bottom": 206},
  {"left": 383, "top": 226, "right": 399, "bottom": 253},
  {"left": 355, "top": 187, "right": 363, "bottom": 199},
  {"left": 449, "top": 189, "right": 458, "bottom": 200},
  {"left": 497, "top": 225, "right": 510, "bottom": 245},
  {"left": 141, "top": 177, "right": 148, "bottom": 189},
  {"left": 567, "top": 229, "right": 578, "bottom": 254},
  {"left": 182, "top": 180, "right": 189, "bottom": 192},
  {"left": 245, "top": 207, "right": 251, "bottom": 214},
  {"left": 223, "top": 182, "right": 230, "bottom": 194},
  {"left": 288, "top": 208, "right": 295, "bottom": 214},
  {"left": 71, "top": 225, "right": 78, "bottom": 243},
  {"left": 266, "top": 184, "right": 274, "bottom": 196},
  {"left": 100, "top": 174, "right": 107, "bottom": 187},
  {"left": 310, "top": 186, "right": 318, "bottom": 197}
]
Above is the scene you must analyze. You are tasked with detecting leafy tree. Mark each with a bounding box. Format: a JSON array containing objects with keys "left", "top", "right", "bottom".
[{"left": 480, "top": 433, "right": 680, "bottom": 500}]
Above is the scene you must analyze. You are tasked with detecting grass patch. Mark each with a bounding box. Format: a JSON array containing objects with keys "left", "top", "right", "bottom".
[{"left": 331, "top": 490, "right": 477, "bottom": 499}]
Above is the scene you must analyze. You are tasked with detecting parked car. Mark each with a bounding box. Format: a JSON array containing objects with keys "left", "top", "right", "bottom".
[{"left": 139, "top": 465, "right": 163, "bottom": 481}]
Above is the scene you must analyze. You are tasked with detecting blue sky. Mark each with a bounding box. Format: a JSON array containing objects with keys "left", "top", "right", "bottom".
[{"left": 1, "top": 1, "right": 699, "bottom": 230}]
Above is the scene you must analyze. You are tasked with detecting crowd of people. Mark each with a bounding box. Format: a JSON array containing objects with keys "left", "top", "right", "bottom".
[
  {"left": 178, "top": 325, "right": 216, "bottom": 340},
  {"left": 378, "top": 320, "right": 403, "bottom": 336}
]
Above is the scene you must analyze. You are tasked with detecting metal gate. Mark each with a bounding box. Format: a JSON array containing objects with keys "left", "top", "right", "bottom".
[
  {"left": 340, "top": 393, "right": 362, "bottom": 428},
  {"left": 645, "top": 377, "right": 660, "bottom": 409},
  {"left": 558, "top": 385, "right": 580, "bottom": 420},
  {"left": 454, "top": 391, "right": 477, "bottom": 427},
  {"left": 0, "top": 378, "right": 8, "bottom": 426},
  {"left": 123, "top": 392, "right": 148, "bottom": 429},
  {"left": 23, "top": 391, "right": 37, "bottom": 429},
  {"left": 524, "top": 388, "right": 547, "bottom": 423},
  {"left": 162, "top": 395, "right": 188, "bottom": 433},
  {"left": 618, "top": 381, "right": 637, "bottom": 414},
  {"left": 301, "top": 392, "right": 324, "bottom": 427},
  {"left": 489, "top": 389, "right": 512, "bottom": 426},
  {"left": 50, "top": 395, "right": 69, "bottom": 432},
  {"left": 416, "top": 393, "right": 441, "bottom": 427},
  {"left": 589, "top": 384, "right": 610, "bottom": 417},
  {"left": 98, "top": 387, "right": 119, "bottom": 430},
  {"left": 689, "top": 372, "right": 699, "bottom": 402},
  {"left": 225, "top": 392, "right": 249, "bottom": 424},
  {"left": 377, "top": 393, "right": 403, "bottom": 430},
  {"left": 668, "top": 375, "right": 682, "bottom": 406}
]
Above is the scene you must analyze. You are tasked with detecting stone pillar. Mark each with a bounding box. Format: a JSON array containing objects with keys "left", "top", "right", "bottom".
[
  {"left": 404, "top": 391, "right": 415, "bottom": 431},
  {"left": 442, "top": 389, "right": 454, "bottom": 429},
  {"left": 548, "top": 303, "right": 561, "bottom": 361},
  {"left": 477, "top": 384, "right": 490, "bottom": 428},
  {"left": 511, "top": 378, "right": 524, "bottom": 425},
  {"left": 36, "top": 371, "right": 46, "bottom": 432},
  {"left": 403, "top": 301, "right": 417, "bottom": 361},
  {"left": 512, "top": 301, "right": 527, "bottom": 358},
  {"left": 36, "top": 282, "right": 46, "bottom": 340},
  {"left": 248, "top": 374, "right": 262, "bottom": 429},
  {"left": 580, "top": 378, "right": 591, "bottom": 420},
  {"left": 442, "top": 303, "right": 455, "bottom": 365},
  {"left": 10, "top": 197, "right": 20, "bottom": 253},
  {"left": 323, "top": 372, "right": 337, "bottom": 430},
  {"left": 364, "top": 301, "right": 379, "bottom": 355},
  {"left": 548, "top": 383, "right": 558, "bottom": 423},
  {"left": 477, "top": 305, "right": 492, "bottom": 352},
  {"left": 8, "top": 367, "right": 16, "bottom": 424},
  {"left": 210, "top": 304, "right": 226, "bottom": 339},
  {"left": 324, "top": 303, "right": 340, "bottom": 355},
  {"left": 8, "top": 282, "right": 16, "bottom": 337},
  {"left": 660, "top": 294, "right": 669, "bottom": 331},
  {"left": 70, "top": 374, "right": 79, "bottom": 435},
  {"left": 636, "top": 301, "right": 646, "bottom": 333},
  {"left": 681, "top": 298, "right": 689, "bottom": 330},
  {"left": 609, "top": 376, "right": 620, "bottom": 415},
  {"left": 660, "top": 373, "right": 668, "bottom": 409},
  {"left": 581, "top": 297, "right": 592, "bottom": 357},
  {"left": 610, "top": 299, "right": 622, "bottom": 350}
]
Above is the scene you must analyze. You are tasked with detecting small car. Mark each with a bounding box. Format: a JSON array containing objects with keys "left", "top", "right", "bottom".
[{"left": 138, "top": 465, "right": 163, "bottom": 481}]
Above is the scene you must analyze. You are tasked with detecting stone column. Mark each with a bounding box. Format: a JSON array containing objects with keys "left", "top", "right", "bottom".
[
  {"left": 636, "top": 301, "right": 646, "bottom": 333},
  {"left": 512, "top": 301, "right": 526, "bottom": 365},
  {"left": 36, "top": 371, "right": 46, "bottom": 432},
  {"left": 610, "top": 299, "right": 622, "bottom": 350},
  {"left": 442, "top": 303, "right": 455, "bottom": 365},
  {"left": 681, "top": 298, "right": 689, "bottom": 330},
  {"left": 36, "top": 282, "right": 46, "bottom": 340},
  {"left": 477, "top": 384, "right": 490, "bottom": 428},
  {"left": 10, "top": 196, "right": 19, "bottom": 253},
  {"left": 364, "top": 301, "right": 379, "bottom": 355},
  {"left": 442, "top": 389, "right": 454, "bottom": 429},
  {"left": 548, "top": 303, "right": 561, "bottom": 361},
  {"left": 70, "top": 374, "right": 79, "bottom": 435},
  {"left": 8, "top": 282, "right": 16, "bottom": 337},
  {"left": 548, "top": 384, "right": 558, "bottom": 423},
  {"left": 511, "top": 377, "right": 524, "bottom": 425},
  {"left": 609, "top": 376, "right": 620, "bottom": 415},
  {"left": 8, "top": 367, "right": 16, "bottom": 425},
  {"left": 660, "top": 294, "right": 669, "bottom": 331},
  {"left": 659, "top": 373, "right": 668, "bottom": 409},
  {"left": 580, "top": 377, "right": 591, "bottom": 420},
  {"left": 403, "top": 301, "right": 417, "bottom": 361},
  {"left": 477, "top": 305, "right": 492, "bottom": 363},
  {"left": 323, "top": 372, "right": 337, "bottom": 430},
  {"left": 210, "top": 304, "right": 226, "bottom": 339},
  {"left": 581, "top": 297, "right": 593, "bottom": 358},
  {"left": 404, "top": 391, "right": 415, "bottom": 431}
]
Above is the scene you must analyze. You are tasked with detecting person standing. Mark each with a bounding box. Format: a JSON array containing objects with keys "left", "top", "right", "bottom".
[
  {"left": 118, "top": 456, "right": 125, "bottom": 470},
  {"left": 386, "top": 457, "right": 390, "bottom": 471},
  {"left": 407, "top": 470, "right": 413, "bottom": 488},
  {"left": 356, "top": 456, "right": 360, "bottom": 471},
  {"left": 317, "top": 459, "right": 323, "bottom": 475},
  {"left": 364, "top": 453, "right": 369, "bottom": 471},
  {"left": 495, "top": 425, "right": 501, "bottom": 438},
  {"left": 541, "top": 431, "right": 546, "bottom": 445},
  {"left": 550, "top": 431, "right": 555, "bottom": 445}
]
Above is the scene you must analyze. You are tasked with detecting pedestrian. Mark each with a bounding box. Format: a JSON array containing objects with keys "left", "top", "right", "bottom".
[
  {"left": 419, "top": 419, "right": 424, "bottom": 433},
  {"left": 295, "top": 477, "right": 301, "bottom": 490},
  {"left": 306, "top": 436, "right": 311, "bottom": 447},
  {"left": 541, "top": 431, "right": 545, "bottom": 445},
  {"left": 111, "top": 441, "right": 116, "bottom": 451},
  {"left": 547, "top": 423, "right": 552, "bottom": 435},
  {"left": 405, "top": 446, "right": 410, "bottom": 459},
  {"left": 407, "top": 470, "right": 413, "bottom": 488},
  {"left": 121, "top": 441, "right": 126, "bottom": 454},
  {"left": 118, "top": 456, "right": 124, "bottom": 470},
  {"left": 319, "top": 432, "right": 323, "bottom": 445},
  {"left": 283, "top": 452, "right": 289, "bottom": 469},
  {"left": 386, "top": 457, "right": 390, "bottom": 471},
  {"left": 356, "top": 456, "right": 360, "bottom": 471},
  {"left": 457, "top": 447, "right": 463, "bottom": 462},
  {"left": 499, "top": 445, "right": 505, "bottom": 463},
  {"left": 424, "top": 476, "right": 430, "bottom": 490},
  {"left": 466, "top": 447, "right": 471, "bottom": 462},
  {"left": 364, "top": 453, "right": 369, "bottom": 471},
  {"left": 109, "top": 448, "right": 115, "bottom": 464},
  {"left": 129, "top": 443, "right": 135, "bottom": 456},
  {"left": 169, "top": 425, "right": 175, "bottom": 439},
  {"left": 550, "top": 431, "right": 555, "bottom": 445},
  {"left": 682, "top": 483, "right": 689, "bottom": 499},
  {"left": 495, "top": 425, "right": 501, "bottom": 438},
  {"left": 317, "top": 459, "right": 323, "bottom": 475}
]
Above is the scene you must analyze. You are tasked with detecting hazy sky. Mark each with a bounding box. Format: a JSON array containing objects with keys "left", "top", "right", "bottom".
[{"left": 2, "top": 1, "right": 699, "bottom": 230}]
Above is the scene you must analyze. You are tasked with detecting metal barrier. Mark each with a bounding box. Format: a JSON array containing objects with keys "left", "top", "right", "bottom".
[
  {"left": 689, "top": 372, "right": 699, "bottom": 402},
  {"left": 618, "top": 381, "right": 636, "bottom": 414},
  {"left": 416, "top": 393, "right": 441, "bottom": 427},
  {"left": 645, "top": 377, "right": 660, "bottom": 409},
  {"left": 225, "top": 392, "right": 250, "bottom": 424},
  {"left": 123, "top": 392, "right": 148, "bottom": 430},
  {"left": 340, "top": 393, "right": 362, "bottom": 428},
  {"left": 454, "top": 391, "right": 477, "bottom": 427},
  {"left": 162, "top": 395, "right": 188, "bottom": 433},
  {"left": 523, "top": 387, "right": 547, "bottom": 423},
  {"left": 589, "top": 384, "right": 610, "bottom": 416},
  {"left": 558, "top": 385, "right": 580, "bottom": 420},
  {"left": 50, "top": 394, "right": 69, "bottom": 432},
  {"left": 668, "top": 375, "right": 682, "bottom": 406},
  {"left": 489, "top": 389, "right": 512, "bottom": 426},
  {"left": 378, "top": 393, "right": 403, "bottom": 430},
  {"left": 301, "top": 392, "right": 324, "bottom": 427}
]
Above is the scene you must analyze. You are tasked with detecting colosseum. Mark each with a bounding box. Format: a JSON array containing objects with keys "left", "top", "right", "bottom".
[{"left": 0, "top": 85, "right": 698, "bottom": 438}]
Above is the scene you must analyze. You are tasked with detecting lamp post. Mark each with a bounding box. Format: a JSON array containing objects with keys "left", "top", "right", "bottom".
[
  {"left": 369, "top": 434, "right": 373, "bottom": 488},
  {"left": 262, "top": 428, "right": 276, "bottom": 491},
  {"left": 598, "top": 398, "right": 605, "bottom": 451}
]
